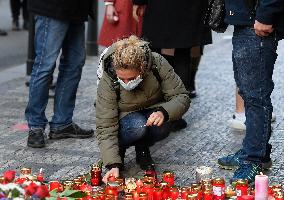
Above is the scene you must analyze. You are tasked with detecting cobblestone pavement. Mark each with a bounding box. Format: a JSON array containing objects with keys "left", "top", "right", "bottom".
[{"left": 0, "top": 29, "right": 284, "bottom": 186}]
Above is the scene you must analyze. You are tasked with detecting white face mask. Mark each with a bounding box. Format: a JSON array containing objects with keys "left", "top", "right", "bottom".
[{"left": 117, "top": 75, "right": 143, "bottom": 91}]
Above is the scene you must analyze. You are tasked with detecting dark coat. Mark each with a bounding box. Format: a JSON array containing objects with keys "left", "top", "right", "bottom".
[
  {"left": 133, "top": 0, "right": 212, "bottom": 48},
  {"left": 28, "top": 0, "right": 93, "bottom": 22},
  {"left": 225, "top": 0, "right": 284, "bottom": 34}
]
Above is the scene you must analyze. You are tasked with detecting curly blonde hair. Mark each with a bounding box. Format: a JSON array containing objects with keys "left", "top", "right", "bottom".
[{"left": 112, "top": 36, "right": 147, "bottom": 73}]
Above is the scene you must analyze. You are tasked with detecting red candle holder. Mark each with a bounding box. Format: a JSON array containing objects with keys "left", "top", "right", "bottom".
[
  {"left": 203, "top": 188, "right": 214, "bottom": 200},
  {"left": 236, "top": 179, "right": 249, "bottom": 200},
  {"left": 153, "top": 186, "right": 163, "bottom": 200},
  {"left": 49, "top": 180, "right": 62, "bottom": 192},
  {"left": 162, "top": 171, "right": 175, "bottom": 187},
  {"left": 212, "top": 178, "right": 225, "bottom": 200},
  {"left": 141, "top": 181, "right": 154, "bottom": 200},
  {"left": 181, "top": 186, "right": 190, "bottom": 199},
  {"left": 170, "top": 186, "right": 179, "bottom": 200}
]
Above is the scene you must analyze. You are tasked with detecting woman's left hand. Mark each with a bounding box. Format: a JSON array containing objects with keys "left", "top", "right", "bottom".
[{"left": 146, "top": 111, "right": 164, "bottom": 127}]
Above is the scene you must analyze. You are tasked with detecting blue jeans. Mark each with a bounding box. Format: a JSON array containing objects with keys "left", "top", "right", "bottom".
[
  {"left": 119, "top": 109, "right": 170, "bottom": 147},
  {"left": 232, "top": 26, "right": 278, "bottom": 163},
  {"left": 25, "top": 15, "right": 86, "bottom": 130}
]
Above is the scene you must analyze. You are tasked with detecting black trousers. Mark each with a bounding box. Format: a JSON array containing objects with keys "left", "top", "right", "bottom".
[
  {"left": 152, "top": 48, "right": 191, "bottom": 91},
  {"left": 10, "top": 0, "right": 28, "bottom": 21}
]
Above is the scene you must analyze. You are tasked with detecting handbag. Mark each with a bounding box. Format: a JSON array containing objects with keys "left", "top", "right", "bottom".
[{"left": 204, "top": 0, "right": 228, "bottom": 33}]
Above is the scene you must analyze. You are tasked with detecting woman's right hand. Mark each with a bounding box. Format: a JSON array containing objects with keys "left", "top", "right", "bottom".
[
  {"left": 133, "top": 5, "right": 146, "bottom": 22},
  {"left": 106, "top": 5, "right": 119, "bottom": 23},
  {"left": 102, "top": 167, "right": 119, "bottom": 184}
]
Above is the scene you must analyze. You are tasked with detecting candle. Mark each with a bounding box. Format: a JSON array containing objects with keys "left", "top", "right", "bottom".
[
  {"left": 162, "top": 171, "right": 175, "bottom": 187},
  {"left": 49, "top": 181, "right": 62, "bottom": 192},
  {"left": 212, "top": 178, "right": 225, "bottom": 200},
  {"left": 240, "top": 195, "right": 254, "bottom": 200},
  {"left": 255, "top": 174, "right": 269, "bottom": 200}
]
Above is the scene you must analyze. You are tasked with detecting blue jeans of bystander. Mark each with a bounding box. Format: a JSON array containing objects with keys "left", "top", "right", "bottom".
[
  {"left": 232, "top": 26, "right": 279, "bottom": 163},
  {"left": 25, "top": 15, "right": 86, "bottom": 130}
]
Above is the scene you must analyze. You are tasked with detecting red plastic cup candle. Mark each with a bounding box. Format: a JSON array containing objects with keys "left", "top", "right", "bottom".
[
  {"left": 105, "top": 181, "right": 119, "bottom": 197},
  {"left": 212, "top": 178, "right": 225, "bottom": 200},
  {"left": 235, "top": 179, "right": 249, "bottom": 199},
  {"left": 170, "top": 186, "right": 180, "bottom": 200},
  {"left": 240, "top": 195, "right": 254, "bottom": 200},
  {"left": 162, "top": 171, "right": 175, "bottom": 187},
  {"left": 255, "top": 174, "right": 268, "bottom": 200},
  {"left": 180, "top": 187, "right": 190, "bottom": 199},
  {"left": 49, "top": 181, "right": 62, "bottom": 192},
  {"left": 153, "top": 186, "right": 163, "bottom": 200},
  {"left": 141, "top": 182, "right": 154, "bottom": 200},
  {"left": 204, "top": 188, "right": 214, "bottom": 200}
]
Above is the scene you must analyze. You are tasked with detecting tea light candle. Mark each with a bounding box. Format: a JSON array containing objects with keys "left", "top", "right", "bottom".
[{"left": 255, "top": 174, "right": 268, "bottom": 200}]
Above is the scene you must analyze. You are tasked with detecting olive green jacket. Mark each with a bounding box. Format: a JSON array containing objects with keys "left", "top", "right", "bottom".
[{"left": 96, "top": 43, "right": 190, "bottom": 167}]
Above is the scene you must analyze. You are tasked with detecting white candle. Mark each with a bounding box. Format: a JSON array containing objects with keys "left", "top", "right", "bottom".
[{"left": 255, "top": 174, "right": 269, "bottom": 200}]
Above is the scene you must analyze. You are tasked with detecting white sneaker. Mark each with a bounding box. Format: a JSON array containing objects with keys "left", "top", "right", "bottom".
[
  {"left": 228, "top": 114, "right": 246, "bottom": 131},
  {"left": 228, "top": 113, "right": 276, "bottom": 131},
  {"left": 272, "top": 113, "right": 276, "bottom": 122}
]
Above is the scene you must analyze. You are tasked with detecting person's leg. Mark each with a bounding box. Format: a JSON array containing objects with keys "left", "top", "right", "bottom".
[
  {"left": 10, "top": 0, "right": 20, "bottom": 30},
  {"left": 189, "top": 46, "right": 202, "bottom": 98},
  {"left": 173, "top": 48, "right": 191, "bottom": 90},
  {"left": 49, "top": 22, "right": 93, "bottom": 139},
  {"left": 228, "top": 88, "right": 246, "bottom": 131},
  {"left": 119, "top": 111, "right": 148, "bottom": 167},
  {"left": 232, "top": 27, "right": 278, "bottom": 182},
  {"left": 21, "top": 0, "right": 29, "bottom": 29},
  {"left": 25, "top": 15, "right": 69, "bottom": 147}
]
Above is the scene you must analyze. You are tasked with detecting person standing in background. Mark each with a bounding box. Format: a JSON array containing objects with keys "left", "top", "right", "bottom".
[
  {"left": 98, "top": 0, "right": 142, "bottom": 47},
  {"left": 10, "top": 0, "right": 28, "bottom": 30},
  {"left": 25, "top": 0, "right": 95, "bottom": 148},
  {"left": 218, "top": 0, "right": 284, "bottom": 183},
  {"left": 133, "top": 0, "right": 212, "bottom": 126}
]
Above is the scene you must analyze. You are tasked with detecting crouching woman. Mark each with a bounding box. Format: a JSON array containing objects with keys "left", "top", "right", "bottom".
[{"left": 96, "top": 36, "right": 190, "bottom": 183}]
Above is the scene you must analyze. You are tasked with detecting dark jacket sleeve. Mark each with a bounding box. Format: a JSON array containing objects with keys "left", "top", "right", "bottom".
[
  {"left": 256, "top": 0, "right": 284, "bottom": 24},
  {"left": 133, "top": 0, "right": 148, "bottom": 5}
]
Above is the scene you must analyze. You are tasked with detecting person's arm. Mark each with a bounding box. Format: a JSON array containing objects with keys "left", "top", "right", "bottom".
[
  {"left": 104, "top": 0, "right": 119, "bottom": 23},
  {"left": 132, "top": 0, "right": 147, "bottom": 22},
  {"left": 152, "top": 53, "right": 191, "bottom": 121},
  {"left": 96, "top": 71, "right": 122, "bottom": 181},
  {"left": 254, "top": 0, "right": 284, "bottom": 36}
]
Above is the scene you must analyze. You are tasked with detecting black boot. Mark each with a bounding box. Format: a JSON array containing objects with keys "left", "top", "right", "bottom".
[
  {"left": 119, "top": 146, "right": 126, "bottom": 170},
  {"left": 189, "top": 56, "right": 201, "bottom": 98},
  {"left": 135, "top": 146, "right": 155, "bottom": 170},
  {"left": 170, "top": 119, "right": 187, "bottom": 132}
]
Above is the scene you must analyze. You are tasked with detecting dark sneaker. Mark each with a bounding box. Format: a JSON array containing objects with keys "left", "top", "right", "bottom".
[
  {"left": 0, "top": 29, "right": 7, "bottom": 36},
  {"left": 231, "top": 162, "right": 262, "bottom": 184},
  {"left": 189, "top": 89, "right": 197, "bottom": 98},
  {"left": 49, "top": 123, "right": 94, "bottom": 139},
  {"left": 170, "top": 119, "right": 187, "bottom": 132},
  {"left": 218, "top": 149, "right": 272, "bottom": 170},
  {"left": 27, "top": 129, "right": 45, "bottom": 148},
  {"left": 135, "top": 146, "right": 155, "bottom": 170}
]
